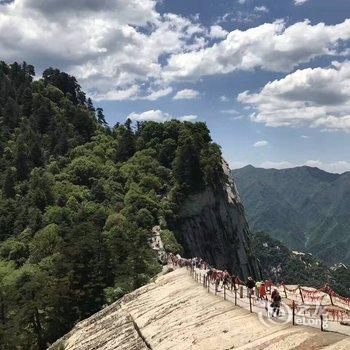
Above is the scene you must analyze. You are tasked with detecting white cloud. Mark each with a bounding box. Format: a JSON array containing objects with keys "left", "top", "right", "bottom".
[
  {"left": 179, "top": 115, "right": 198, "bottom": 121},
  {"left": 253, "top": 140, "right": 269, "bottom": 147},
  {"left": 127, "top": 110, "right": 171, "bottom": 122},
  {"left": 259, "top": 161, "right": 294, "bottom": 169},
  {"left": 238, "top": 61, "right": 350, "bottom": 132},
  {"left": 254, "top": 6, "right": 269, "bottom": 13},
  {"left": 304, "top": 160, "right": 350, "bottom": 173},
  {"left": 143, "top": 87, "right": 173, "bottom": 101},
  {"left": 238, "top": 0, "right": 247, "bottom": 4},
  {"left": 294, "top": 0, "right": 309, "bottom": 5},
  {"left": 1, "top": 0, "right": 349, "bottom": 102},
  {"left": 127, "top": 110, "right": 197, "bottom": 122},
  {"left": 163, "top": 19, "right": 350, "bottom": 82},
  {"left": 0, "top": 0, "right": 205, "bottom": 100},
  {"left": 209, "top": 25, "right": 228, "bottom": 39},
  {"left": 93, "top": 85, "right": 140, "bottom": 101},
  {"left": 173, "top": 88, "right": 200, "bottom": 100},
  {"left": 92, "top": 85, "right": 172, "bottom": 101},
  {"left": 219, "top": 95, "right": 229, "bottom": 102}
]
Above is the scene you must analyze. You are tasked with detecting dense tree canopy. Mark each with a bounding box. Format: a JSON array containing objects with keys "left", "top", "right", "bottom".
[{"left": 0, "top": 62, "right": 226, "bottom": 349}]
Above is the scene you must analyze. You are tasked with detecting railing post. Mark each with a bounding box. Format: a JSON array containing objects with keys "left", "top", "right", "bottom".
[
  {"left": 292, "top": 300, "right": 295, "bottom": 326},
  {"left": 283, "top": 284, "right": 287, "bottom": 298},
  {"left": 298, "top": 286, "right": 304, "bottom": 304},
  {"left": 208, "top": 278, "right": 210, "bottom": 293},
  {"left": 320, "top": 314, "right": 324, "bottom": 332},
  {"left": 234, "top": 285, "right": 237, "bottom": 306},
  {"left": 328, "top": 292, "right": 334, "bottom": 306},
  {"left": 215, "top": 280, "right": 218, "bottom": 295},
  {"left": 224, "top": 284, "right": 226, "bottom": 300},
  {"left": 249, "top": 293, "right": 252, "bottom": 313}
]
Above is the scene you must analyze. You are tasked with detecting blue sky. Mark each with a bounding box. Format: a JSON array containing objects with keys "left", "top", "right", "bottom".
[{"left": 1, "top": 0, "right": 350, "bottom": 172}]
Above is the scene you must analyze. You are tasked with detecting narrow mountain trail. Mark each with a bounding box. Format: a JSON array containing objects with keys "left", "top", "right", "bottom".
[{"left": 50, "top": 268, "right": 350, "bottom": 350}]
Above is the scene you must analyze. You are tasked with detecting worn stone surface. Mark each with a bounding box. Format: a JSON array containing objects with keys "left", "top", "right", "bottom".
[
  {"left": 49, "top": 268, "right": 350, "bottom": 350},
  {"left": 178, "top": 161, "right": 259, "bottom": 278}
]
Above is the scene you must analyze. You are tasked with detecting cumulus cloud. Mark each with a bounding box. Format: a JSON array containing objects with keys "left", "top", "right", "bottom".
[
  {"left": 209, "top": 25, "right": 228, "bottom": 39},
  {"left": 93, "top": 85, "right": 172, "bottom": 101},
  {"left": 254, "top": 6, "right": 269, "bottom": 13},
  {"left": 0, "top": 0, "right": 205, "bottom": 100},
  {"left": 163, "top": 19, "right": 350, "bottom": 82},
  {"left": 173, "top": 89, "right": 200, "bottom": 100},
  {"left": 127, "top": 110, "right": 171, "bottom": 122},
  {"left": 294, "top": 0, "right": 309, "bottom": 5},
  {"left": 127, "top": 110, "right": 197, "bottom": 122},
  {"left": 143, "top": 87, "right": 173, "bottom": 101},
  {"left": 1, "top": 0, "right": 349, "bottom": 101},
  {"left": 93, "top": 85, "right": 140, "bottom": 101},
  {"left": 179, "top": 115, "right": 198, "bottom": 121},
  {"left": 253, "top": 140, "right": 269, "bottom": 147},
  {"left": 238, "top": 61, "right": 350, "bottom": 132}
]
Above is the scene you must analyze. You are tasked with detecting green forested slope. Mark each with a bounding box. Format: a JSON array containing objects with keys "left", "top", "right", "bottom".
[
  {"left": 0, "top": 62, "right": 225, "bottom": 349},
  {"left": 252, "top": 231, "right": 350, "bottom": 297},
  {"left": 232, "top": 165, "right": 350, "bottom": 265}
]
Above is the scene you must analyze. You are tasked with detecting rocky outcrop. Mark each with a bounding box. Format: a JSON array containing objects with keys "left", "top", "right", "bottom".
[
  {"left": 177, "top": 161, "right": 259, "bottom": 278},
  {"left": 49, "top": 268, "right": 350, "bottom": 350},
  {"left": 149, "top": 225, "right": 167, "bottom": 264}
]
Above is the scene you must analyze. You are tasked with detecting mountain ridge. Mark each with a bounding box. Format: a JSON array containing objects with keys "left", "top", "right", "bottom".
[{"left": 232, "top": 165, "right": 350, "bottom": 265}]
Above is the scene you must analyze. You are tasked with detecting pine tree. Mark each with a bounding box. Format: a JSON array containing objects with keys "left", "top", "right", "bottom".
[
  {"left": 2, "top": 168, "right": 15, "bottom": 198},
  {"left": 96, "top": 107, "right": 107, "bottom": 126}
]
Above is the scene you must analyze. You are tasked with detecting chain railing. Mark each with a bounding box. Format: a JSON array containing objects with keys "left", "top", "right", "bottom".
[{"left": 171, "top": 258, "right": 350, "bottom": 336}]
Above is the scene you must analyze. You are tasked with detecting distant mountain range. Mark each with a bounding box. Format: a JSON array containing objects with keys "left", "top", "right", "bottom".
[{"left": 231, "top": 165, "right": 350, "bottom": 266}]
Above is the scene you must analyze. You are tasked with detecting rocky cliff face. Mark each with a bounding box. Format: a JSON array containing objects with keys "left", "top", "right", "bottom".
[{"left": 176, "top": 161, "right": 259, "bottom": 279}]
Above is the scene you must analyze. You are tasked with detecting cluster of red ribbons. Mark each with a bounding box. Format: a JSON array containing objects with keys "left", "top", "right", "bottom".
[
  {"left": 284, "top": 285, "right": 299, "bottom": 293},
  {"left": 300, "top": 288, "right": 327, "bottom": 303},
  {"left": 327, "top": 308, "right": 350, "bottom": 322},
  {"left": 318, "top": 284, "right": 350, "bottom": 310}
]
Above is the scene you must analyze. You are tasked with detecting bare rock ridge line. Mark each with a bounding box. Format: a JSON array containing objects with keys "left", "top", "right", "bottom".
[
  {"left": 49, "top": 268, "right": 350, "bottom": 350},
  {"left": 177, "top": 160, "right": 259, "bottom": 279}
]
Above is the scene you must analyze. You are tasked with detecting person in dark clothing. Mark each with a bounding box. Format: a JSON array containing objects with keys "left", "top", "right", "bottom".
[
  {"left": 271, "top": 287, "right": 278, "bottom": 300},
  {"left": 246, "top": 276, "right": 255, "bottom": 297},
  {"left": 271, "top": 290, "right": 281, "bottom": 317}
]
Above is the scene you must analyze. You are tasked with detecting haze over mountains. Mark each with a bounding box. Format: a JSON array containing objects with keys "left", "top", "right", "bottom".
[{"left": 232, "top": 165, "right": 350, "bottom": 266}]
